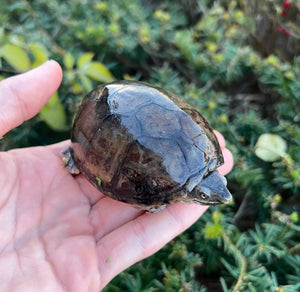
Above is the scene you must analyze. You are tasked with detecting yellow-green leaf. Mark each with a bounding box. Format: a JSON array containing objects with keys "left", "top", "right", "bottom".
[
  {"left": 254, "top": 133, "right": 287, "bottom": 162},
  {"left": 28, "top": 43, "right": 48, "bottom": 67},
  {"left": 78, "top": 52, "right": 94, "bottom": 69},
  {"left": 72, "top": 83, "right": 84, "bottom": 94},
  {"left": 39, "top": 92, "right": 67, "bottom": 131},
  {"left": 123, "top": 74, "right": 135, "bottom": 80},
  {"left": 105, "top": 257, "right": 111, "bottom": 263},
  {"left": 96, "top": 177, "right": 102, "bottom": 186},
  {"left": 1, "top": 44, "right": 31, "bottom": 72},
  {"left": 64, "top": 52, "right": 75, "bottom": 70},
  {"left": 290, "top": 211, "right": 299, "bottom": 223},
  {"left": 65, "top": 71, "right": 75, "bottom": 82},
  {"left": 203, "top": 223, "right": 223, "bottom": 239},
  {"left": 212, "top": 211, "right": 224, "bottom": 224},
  {"left": 85, "top": 61, "right": 115, "bottom": 83},
  {"left": 79, "top": 74, "right": 93, "bottom": 92},
  {"left": 0, "top": 28, "right": 4, "bottom": 41},
  {"left": 9, "top": 35, "right": 26, "bottom": 47}
]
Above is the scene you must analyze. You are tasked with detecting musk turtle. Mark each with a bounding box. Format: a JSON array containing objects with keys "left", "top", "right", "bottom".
[{"left": 63, "top": 81, "right": 232, "bottom": 212}]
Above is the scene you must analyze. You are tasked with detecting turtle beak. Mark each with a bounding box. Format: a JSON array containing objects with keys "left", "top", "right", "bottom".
[{"left": 189, "top": 171, "right": 232, "bottom": 205}]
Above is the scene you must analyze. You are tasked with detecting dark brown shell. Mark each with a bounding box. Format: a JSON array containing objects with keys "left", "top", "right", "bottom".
[{"left": 66, "top": 81, "right": 231, "bottom": 210}]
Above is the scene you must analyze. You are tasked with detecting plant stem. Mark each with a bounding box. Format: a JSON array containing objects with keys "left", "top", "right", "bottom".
[
  {"left": 289, "top": 242, "right": 300, "bottom": 254},
  {"left": 222, "top": 233, "right": 247, "bottom": 292}
]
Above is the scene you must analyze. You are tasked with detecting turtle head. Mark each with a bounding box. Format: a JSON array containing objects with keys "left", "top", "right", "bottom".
[{"left": 188, "top": 171, "right": 232, "bottom": 205}]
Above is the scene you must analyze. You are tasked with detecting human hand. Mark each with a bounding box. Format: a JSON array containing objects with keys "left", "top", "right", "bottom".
[{"left": 0, "top": 61, "right": 233, "bottom": 291}]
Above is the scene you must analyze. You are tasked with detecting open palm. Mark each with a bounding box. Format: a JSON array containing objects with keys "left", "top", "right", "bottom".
[{"left": 0, "top": 61, "right": 233, "bottom": 291}]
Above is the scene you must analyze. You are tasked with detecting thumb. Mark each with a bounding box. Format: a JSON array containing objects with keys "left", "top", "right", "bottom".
[{"left": 0, "top": 60, "right": 62, "bottom": 137}]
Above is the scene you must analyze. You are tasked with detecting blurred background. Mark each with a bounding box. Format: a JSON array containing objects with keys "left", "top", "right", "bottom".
[{"left": 0, "top": 0, "right": 300, "bottom": 291}]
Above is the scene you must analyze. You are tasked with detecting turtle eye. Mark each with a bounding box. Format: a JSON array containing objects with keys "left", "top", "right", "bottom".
[{"left": 200, "top": 193, "right": 208, "bottom": 200}]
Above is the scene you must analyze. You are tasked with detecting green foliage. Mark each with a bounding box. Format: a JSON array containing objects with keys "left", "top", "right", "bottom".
[
  {"left": 39, "top": 92, "right": 66, "bottom": 131},
  {"left": 1, "top": 0, "right": 300, "bottom": 291}
]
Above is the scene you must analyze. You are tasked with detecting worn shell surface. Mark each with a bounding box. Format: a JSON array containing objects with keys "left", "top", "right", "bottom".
[{"left": 65, "top": 81, "right": 231, "bottom": 211}]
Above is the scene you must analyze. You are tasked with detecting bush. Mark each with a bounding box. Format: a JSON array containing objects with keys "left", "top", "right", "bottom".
[{"left": 1, "top": 0, "right": 300, "bottom": 291}]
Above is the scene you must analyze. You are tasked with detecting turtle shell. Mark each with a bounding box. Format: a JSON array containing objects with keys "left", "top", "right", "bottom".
[{"left": 66, "top": 81, "right": 231, "bottom": 211}]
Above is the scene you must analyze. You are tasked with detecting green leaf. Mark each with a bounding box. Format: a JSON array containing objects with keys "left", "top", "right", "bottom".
[
  {"left": 203, "top": 223, "right": 223, "bottom": 239},
  {"left": 0, "top": 28, "right": 4, "bottom": 41},
  {"left": 96, "top": 177, "right": 102, "bottom": 186},
  {"left": 39, "top": 92, "right": 67, "bottom": 131},
  {"left": 254, "top": 134, "right": 287, "bottom": 162},
  {"left": 77, "top": 52, "right": 94, "bottom": 69},
  {"left": 72, "top": 83, "right": 84, "bottom": 94},
  {"left": 105, "top": 257, "right": 111, "bottom": 263},
  {"left": 0, "top": 44, "right": 31, "bottom": 72},
  {"left": 85, "top": 61, "right": 115, "bottom": 83},
  {"left": 28, "top": 43, "right": 48, "bottom": 67},
  {"left": 63, "top": 52, "right": 75, "bottom": 70},
  {"left": 79, "top": 73, "right": 93, "bottom": 92},
  {"left": 8, "top": 35, "right": 26, "bottom": 47}
]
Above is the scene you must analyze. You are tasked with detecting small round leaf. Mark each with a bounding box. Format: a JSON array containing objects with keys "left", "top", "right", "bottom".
[{"left": 254, "top": 134, "right": 287, "bottom": 162}]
